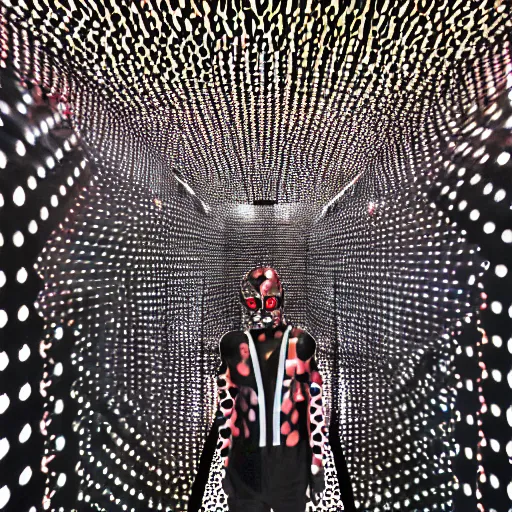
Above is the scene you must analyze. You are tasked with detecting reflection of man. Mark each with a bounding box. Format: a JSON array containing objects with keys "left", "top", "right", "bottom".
[{"left": 216, "top": 267, "right": 326, "bottom": 512}]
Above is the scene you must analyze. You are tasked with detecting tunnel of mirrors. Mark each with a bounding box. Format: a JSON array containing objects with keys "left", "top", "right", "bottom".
[{"left": 0, "top": 1, "right": 511, "bottom": 511}]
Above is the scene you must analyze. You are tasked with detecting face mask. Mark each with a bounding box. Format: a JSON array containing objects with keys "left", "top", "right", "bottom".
[{"left": 240, "top": 267, "right": 285, "bottom": 330}]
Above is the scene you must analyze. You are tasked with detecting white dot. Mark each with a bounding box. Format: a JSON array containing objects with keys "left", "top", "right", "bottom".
[
  {"left": 16, "top": 140, "right": 26, "bottom": 156},
  {"left": 494, "top": 189, "right": 506, "bottom": 202},
  {"left": 0, "top": 272, "right": 5, "bottom": 288},
  {"left": 469, "top": 209, "right": 480, "bottom": 221},
  {"left": 0, "top": 310, "right": 7, "bottom": 328},
  {"left": 495, "top": 265, "right": 508, "bottom": 278},
  {"left": 27, "top": 176, "right": 37, "bottom": 190},
  {"left": 458, "top": 200, "right": 467, "bottom": 211},
  {"left": 0, "top": 484, "right": 10, "bottom": 508},
  {"left": 491, "top": 369, "right": 502, "bottom": 382},
  {"left": 489, "top": 474, "right": 499, "bottom": 489},
  {"left": 502, "top": 230, "right": 512, "bottom": 244},
  {"left": 16, "top": 268, "right": 28, "bottom": 283},
  {"left": 466, "top": 414, "right": 474, "bottom": 425},
  {"left": 17, "top": 305, "right": 29, "bottom": 322},
  {"left": 50, "top": 195, "right": 59, "bottom": 207},
  {"left": 19, "top": 466, "right": 32, "bottom": 486},
  {"left": 464, "top": 447, "right": 473, "bottom": 459},
  {"left": 28, "top": 220, "right": 38, "bottom": 234},
  {"left": 57, "top": 473, "right": 67, "bottom": 487},
  {"left": 55, "top": 436, "right": 66, "bottom": 451},
  {"left": 19, "top": 344, "right": 30, "bottom": 362},
  {"left": 490, "top": 439, "right": 500, "bottom": 452},
  {"left": 0, "top": 150, "right": 6, "bottom": 169},
  {"left": 491, "top": 301, "right": 503, "bottom": 314},
  {"left": 508, "top": 481, "right": 512, "bottom": 501},
  {"left": 19, "top": 383, "right": 31, "bottom": 401},
  {"left": 19, "top": 423, "right": 31, "bottom": 443},
  {"left": 0, "top": 438, "right": 9, "bottom": 461},
  {"left": 483, "top": 222, "right": 496, "bottom": 234},
  {"left": 59, "top": 185, "right": 67, "bottom": 196},
  {"left": 54, "top": 399, "right": 64, "bottom": 415},
  {"left": 497, "top": 152, "right": 510, "bottom": 165},
  {"left": 13, "top": 231, "right": 24, "bottom": 247},
  {"left": 483, "top": 183, "right": 493, "bottom": 195},
  {"left": 13, "top": 186, "right": 25, "bottom": 206},
  {"left": 0, "top": 352, "right": 7, "bottom": 371},
  {"left": 40, "top": 207, "right": 49, "bottom": 220},
  {"left": 37, "top": 166, "right": 46, "bottom": 178},
  {"left": 0, "top": 394, "right": 9, "bottom": 414},
  {"left": 490, "top": 404, "right": 501, "bottom": 417},
  {"left": 55, "top": 327, "right": 64, "bottom": 340},
  {"left": 0, "top": 233, "right": 3, "bottom": 247},
  {"left": 54, "top": 362, "right": 63, "bottom": 376},
  {"left": 463, "top": 483, "right": 472, "bottom": 496}
]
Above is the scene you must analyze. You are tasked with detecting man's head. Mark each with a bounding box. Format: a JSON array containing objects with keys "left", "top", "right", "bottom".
[{"left": 240, "top": 266, "right": 285, "bottom": 329}]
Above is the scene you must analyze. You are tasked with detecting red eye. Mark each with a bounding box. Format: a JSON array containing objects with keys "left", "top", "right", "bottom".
[
  {"left": 265, "top": 297, "right": 278, "bottom": 310},
  {"left": 245, "top": 297, "right": 257, "bottom": 310}
]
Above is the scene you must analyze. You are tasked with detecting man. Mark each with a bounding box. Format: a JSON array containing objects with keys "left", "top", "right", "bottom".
[{"left": 216, "top": 266, "right": 326, "bottom": 511}]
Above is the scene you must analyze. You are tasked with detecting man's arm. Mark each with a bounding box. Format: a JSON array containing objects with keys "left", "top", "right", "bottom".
[
  {"left": 296, "top": 330, "right": 327, "bottom": 501},
  {"left": 216, "top": 334, "right": 239, "bottom": 468}
]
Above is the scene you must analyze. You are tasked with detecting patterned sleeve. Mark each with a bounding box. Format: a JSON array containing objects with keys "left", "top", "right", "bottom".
[
  {"left": 216, "top": 339, "right": 239, "bottom": 469},
  {"left": 308, "top": 355, "right": 327, "bottom": 474}
]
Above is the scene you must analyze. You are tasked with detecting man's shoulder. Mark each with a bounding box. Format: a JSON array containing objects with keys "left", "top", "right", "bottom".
[
  {"left": 219, "top": 331, "right": 247, "bottom": 358},
  {"left": 291, "top": 327, "right": 316, "bottom": 361}
]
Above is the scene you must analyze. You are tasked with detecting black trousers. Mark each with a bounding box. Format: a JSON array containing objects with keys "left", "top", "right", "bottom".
[{"left": 225, "top": 442, "right": 309, "bottom": 512}]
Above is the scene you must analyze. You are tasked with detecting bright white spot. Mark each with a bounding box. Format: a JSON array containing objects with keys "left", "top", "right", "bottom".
[
  {"left": 19, "top": 344, "right": 30, "bottom": 362},
  {"left": 59, "top": 185, "right": 66, "bottom": 196},
  {"left": 0, "top": 484, "right": 10, "bottom": 508},
  {"left": 19, "top": 383, "right": 31, "bottom": 401},
  {"left": 13, "top": 186, "right": 25, "bottom": 206},
  {"left": 50, "top": 195, "right": 58, "bottom": 207},
  {"left": 466, "top": 414, "right": 474, "bottom": 425},
  {"left": 502, "top": 230, "right": 512, "bottom": 244},
  {"left": 497, "top": 152, "right": 510, "bottom": 165},
  {"left": 0, "top": 395, "right": 9, "bottom": 414},
  {"left": 495, "top": 265, "right": 508, "bottom": 278},
  {"left": 19, "top": 423, "right": 31, "bottom": 443},
  {"left": 0, "top": 352, "right": 7, "bottom": 371},
  {"left": 27, "top": 176, "right": 37, "bottom": 190},
  {"left": 28, "top": 220, "right": 38, "bottom": 234},
  {"left": 464, "top": 447, "right": 473, "bottom": 459},
  {"left": 55, "top": 327, "right": 64, "bottom": 340},
  {"left": 463, "top": 483, "right": 472, "bottom": 496},
  {"left": 491, "top": 301, "right": 503, "bottom": 314},
  {"left": 458, "top": 200, "right": 467, "bottom": 211},
  {"left": 0, "top": 150, "right": 6, "bottom": 169},
  {"left": 0, "top": 310, "right": 7, "bottom": 329},
  {"left": 57, "top": 473, "right": 67, "bottom": 487},
  {"left": 18, "top": 466, "right": 32, "bottom": 486},
  {"left": 0, "top": 272, "right": 5, "bottom": 288},
  {"left": 40, "top": 207, "right": 49, "bottom": 220},
  {"left": 0, "top": 438, "right": 9, "bottom": 460},
  {"left": 13, "top": 231, "right": 24, "bottom": 247},
  {"left": 489, "top": 474, "right": 499, "bottom": 489},
  {"left": 491, "top": 369, "right": 502, "bottom": 382},
  {"left": 17, "top": 305, "right": 29, "bottom": 322},
  {"left": 483, "top": 183, "right": 493, "bottom": 195},
  {"left": 490, "top": 404, "right": 501, "bottom": 417},
  {"left": 37, "top": 166, "right": 46, "bottom": 178},
  {"left": 16, "top": 268, "right": 28, "bottom": 284},
  {"left": 469, "top": 209, "right": 480, "bottom": 221},
  {"left": 16, "top": 140, "right": 26, "bottom": 156},
  {"left": 54, "top": 399, "right": 64, "bottom": 415},
  {"left": 55, "top": 436, "right": 66, "bottom": 451},
  {"left": 54, "top": 362, "right": 63, "bottom": 376},
  {"left": 0, "top": 232, "right": 3, "bottom": 247},
  {"left": 483, "top": 222, "right": 495, "bottom": 234},
  {"left": 494, "top": 189, "right": 506, "bottom": 202},
  {"left": 490, "top": 439, "right": 500, "bottom": 452}
]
